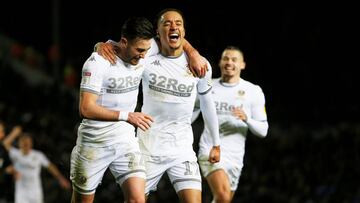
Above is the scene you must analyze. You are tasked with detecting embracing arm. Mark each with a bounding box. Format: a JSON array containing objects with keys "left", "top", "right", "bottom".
[
  {"left": 94, "top": 40, "right": 118, "bottom": 64},
  {"left": 94, "top": 38, "right": 207, "bottom": 77},
  {"left": 183, "top": 39, "right": 207, "bottom": 78}
]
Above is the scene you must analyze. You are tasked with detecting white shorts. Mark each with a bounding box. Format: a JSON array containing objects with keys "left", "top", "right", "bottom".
[
  {"left": 198, "top": 154, "right": 242, "bottom": 191},
  {"left": 70, "top": 142, "right": 146, "bottom": 195},
  {"left": 144, "top": 154, "right": 202, "bottom": 194}
]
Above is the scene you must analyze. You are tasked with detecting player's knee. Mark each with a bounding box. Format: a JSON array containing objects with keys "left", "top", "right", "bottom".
[{"left": 214, "top": 190, "right": 232, "bottom": 203}]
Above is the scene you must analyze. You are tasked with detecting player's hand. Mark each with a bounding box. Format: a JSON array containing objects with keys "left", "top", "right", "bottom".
[
  {"left": 96, "top": 42, "right": 117, "bottom": 64},
  {"left": 232, "top": 106, "right": 247, "bottom": 121},
  {"left": 5, "top": 166, "right": 21, "bottom": 180},
  {"left": 127, "top": 112, "right": 154, "bottom": 131},
  {"left": 188, "top": 51, "right": 207, "bottom": 78},
  {"left": 208, "top": 145, "right": 220, "bottom": 163},
  {"left": 10, "top": 125, "right": 22, "bottom": 137},
  {"left": 58, "top": 176, "right": 71, "bottom": 190},
  {"left": 13, "top": 170, "right": 21, "bottom": 181}
]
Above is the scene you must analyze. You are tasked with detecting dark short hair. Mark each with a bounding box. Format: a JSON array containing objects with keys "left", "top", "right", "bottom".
[
  {"left": 121, "top": 17, "right": 155, "bottom": 41},
  {"left": 154, "top": 8, "right": 185, "bottom": 29},
  {"left": 224, "top": 46, "right": 244, "bottom": 58}
]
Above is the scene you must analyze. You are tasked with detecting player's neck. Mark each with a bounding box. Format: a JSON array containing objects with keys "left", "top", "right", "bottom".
[
  {"left": 115, "top": 50, "right": 125, "bottom": 62},
  {"left": 221, "top": 76, "right": 240, "bottom": 84},
  {"left": 21, "top": 149, "right": 31, "bottom": 155},
  {"left": 161, "top": 46, "right": 183, "bottom": 57}
]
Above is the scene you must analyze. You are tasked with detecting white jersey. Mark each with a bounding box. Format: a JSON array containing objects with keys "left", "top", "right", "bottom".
[
  {"left": 198, "top": 78, "right": 267, "bottom": 166},
  {"left": 9, "top": 148, "right": 50, "bottom": 203},
  {"left": 78, "top": 52, "right": 144, "bottom": 147},
  {"left": 138, "top": 52, "right": 212, "bottom": 157}
]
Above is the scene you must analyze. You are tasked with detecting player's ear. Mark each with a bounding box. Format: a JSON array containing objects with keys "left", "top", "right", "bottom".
[
  {"left": 119, "top": 37, "right": 127, "bottom": 48},
  {"left": 156, "top": 30, "right": 160, "bottom": 39},
  {"left": 241, "top": 62, "right": 246, "bottom": 70}
]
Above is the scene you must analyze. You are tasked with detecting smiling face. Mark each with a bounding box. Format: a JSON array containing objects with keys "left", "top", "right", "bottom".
[
  {"left": 219, "top": 49, "right": 246, "bottom": 82},
  {"left": 157, "top": 10, "right": 185, "bottom": 56}
]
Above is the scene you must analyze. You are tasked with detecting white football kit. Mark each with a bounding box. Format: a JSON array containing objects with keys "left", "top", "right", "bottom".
[
  {"left": 70, "top": 45, "right": 156, "bottom": 194},
  {"left": 197, "top": 78, "right": 268, "bottom": 191},
  {"left": 9, "top": 148, "right": 50, "bottom": 203},
  {"left": 138, "top": 52, "right": 219, "bottom": 193}
]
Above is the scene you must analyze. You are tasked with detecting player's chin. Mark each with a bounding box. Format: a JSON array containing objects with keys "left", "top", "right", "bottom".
[{"left": 130, "top": 59, "right": 140, "bottom": 65}]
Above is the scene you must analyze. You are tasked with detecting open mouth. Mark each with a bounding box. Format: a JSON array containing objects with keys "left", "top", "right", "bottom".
[
  {"left": 169, "top": 33, "right": 180, "bottom": 42},
  {"left": 224, "top": 66, "right": 235, "bottom": 71}
]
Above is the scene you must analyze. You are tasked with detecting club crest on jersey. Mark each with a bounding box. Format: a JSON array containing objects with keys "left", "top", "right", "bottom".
[{"left": 238, "top": 90, "right": 245, "bottom": 96}]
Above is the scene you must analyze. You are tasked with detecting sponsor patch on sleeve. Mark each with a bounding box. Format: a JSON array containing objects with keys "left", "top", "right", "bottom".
[
  {"left": 83, "top": 71, "right": 91, "bottom": 76},
  {"left": 81, "top": 71, "right": 92, "bottom": 85}
]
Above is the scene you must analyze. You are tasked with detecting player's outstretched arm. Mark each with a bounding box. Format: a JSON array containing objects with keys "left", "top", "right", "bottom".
[{"left": 47, "top": 163, "right": 71, "bottom": 190}]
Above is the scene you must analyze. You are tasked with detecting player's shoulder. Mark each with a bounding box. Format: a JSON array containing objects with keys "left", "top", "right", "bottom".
[
  {"left": 241, "top": 78, "right": 263, "bottom": 92},
  {"left": 85, "top": 52, "right": 111, "bottom": 66},
  {"left": 9, "top": 147, "right": 20, "bottom": 154},
  {"left": 144, "top": 52, "right": 162, "bottom": 64},
  {"left": 31, "top": 149, "right": 46, "bottom": 157},
  {"left": 212, "top": 78, "right": 221, "bottom": 84},
  {"left": 147, "top": 52, "right": 161, "bottom": 60}
]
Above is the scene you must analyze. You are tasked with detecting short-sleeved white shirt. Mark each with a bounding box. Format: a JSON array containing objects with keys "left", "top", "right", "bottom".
[
  {"left": 78, "top": 52, "right": 144, "bottom": 147},
  {"left": 9, "top": 148, "right": 50, "bottom": 203},
  {"left": 77, "top": 39, "right": 158, "bottom": 147}
]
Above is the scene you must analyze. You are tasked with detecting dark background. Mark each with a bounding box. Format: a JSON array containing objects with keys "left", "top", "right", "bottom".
[
  {"left": 0, "top": 1, "right": 359, "bottom": 202},
  {"left": 1, "top": 1, "right": 358, "bottom": 123}
]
